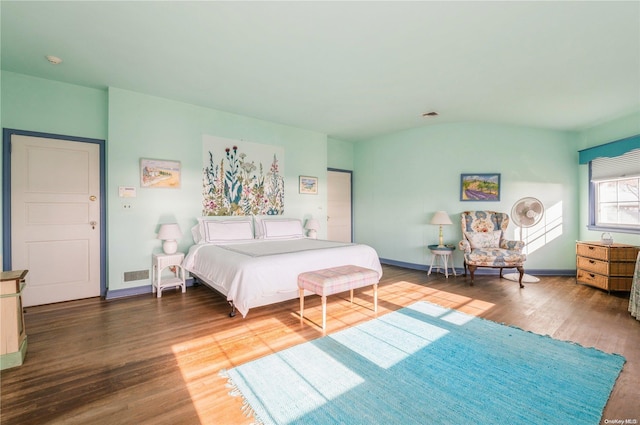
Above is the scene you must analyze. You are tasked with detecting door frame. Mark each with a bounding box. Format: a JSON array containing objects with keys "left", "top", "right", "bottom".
[
  {"left": 327, "top": 168, "right": 354, "bottom": 242},
  {"left": 2, "top": 128, "right": 107, "bottom": 297}
]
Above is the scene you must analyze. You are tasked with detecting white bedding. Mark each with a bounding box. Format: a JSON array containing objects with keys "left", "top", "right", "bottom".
[{"left": 183, "top": 238, "right": 383, "bottom": 317}]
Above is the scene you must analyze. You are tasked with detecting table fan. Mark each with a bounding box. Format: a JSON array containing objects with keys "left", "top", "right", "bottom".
[{"left": 504, "top": 197, "right": 544, "bottom": 283}]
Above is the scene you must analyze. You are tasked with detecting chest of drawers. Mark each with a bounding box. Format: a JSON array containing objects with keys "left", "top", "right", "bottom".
[{"left": 576, "top": 241, "right": 639, "bottom": 292}]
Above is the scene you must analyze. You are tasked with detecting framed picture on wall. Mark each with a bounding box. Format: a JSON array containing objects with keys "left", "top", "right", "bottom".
[
  {"left": 460, "top": 173, "right": 500, "bottom": 201},
  {"left": 299, "top": 176, "right": 318, "bottom": 194},
  {"left": 140, "top": 158, "right": 181, "bottom": 189}
]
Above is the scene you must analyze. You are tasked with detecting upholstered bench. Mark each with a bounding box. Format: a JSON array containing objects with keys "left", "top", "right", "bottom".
[{"left": 298, "top": 265, "right": 379, "bottom": 330}]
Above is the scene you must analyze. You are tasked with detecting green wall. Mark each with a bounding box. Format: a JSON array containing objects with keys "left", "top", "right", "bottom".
[
  {"left": 0, "top": 71, "right": 108, "bottom": 268},
  {"left": 353, "top": 122, "right": 580, "bottom": 272},
  {"left": 1, "top": 72, "right": 328, "bottom": 295},
  {"left": 576, "top": 110, "right": 640, "bottom": 245},
  {"left": 1, "top": 71, "right": 108, "bottom": 139},
  {"left": 327, "top": 137, "right": 354, "bottom": 170},
  {"left": 107, "top": 88, "right": 328, "bottom": 292},
  {"left": 2, "top": 70, "right": 637, "bottom": 292}
]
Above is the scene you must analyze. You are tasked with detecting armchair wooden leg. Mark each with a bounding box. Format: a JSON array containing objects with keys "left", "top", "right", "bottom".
[
  {"left": 468, "top": 265, "right": 476, "bottom": 286},
  {"left": 517, "top": 266, "right": 525, "bottom": 288},
  {"left": 499, "top": 267, "right": 504, "bottom": 279}
]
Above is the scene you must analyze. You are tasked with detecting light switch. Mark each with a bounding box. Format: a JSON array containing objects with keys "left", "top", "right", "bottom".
[{"left": 119, "top": 186, "right": 137, "bottom": 198}]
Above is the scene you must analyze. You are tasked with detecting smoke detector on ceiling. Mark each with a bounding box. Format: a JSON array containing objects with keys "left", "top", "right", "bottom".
[
  {"left": 422, "top": 111, "right": 439, "bottom": 117},
  {"left": 45, "top": 55, "right": 63, "bottom": 65}
]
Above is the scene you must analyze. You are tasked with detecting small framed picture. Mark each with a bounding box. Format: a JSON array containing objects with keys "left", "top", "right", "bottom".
[
  {"left": 299, "top": 175, "right": 318, "bottom": 194},
  {"left": 460, "top": 173, "right": 500, "bottom": 201},
  {"left": 140, "top": 158, "right": 181, "bottom": 189}
]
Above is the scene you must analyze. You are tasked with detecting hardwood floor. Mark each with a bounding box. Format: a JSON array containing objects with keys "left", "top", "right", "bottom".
[{"left": 1, "top": 265, "right": 638, "bottom": 425}]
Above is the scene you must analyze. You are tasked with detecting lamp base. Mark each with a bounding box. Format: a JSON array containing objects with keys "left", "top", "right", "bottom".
[{"left": 162, "top": 240, "right": 178, "bottom": 255}]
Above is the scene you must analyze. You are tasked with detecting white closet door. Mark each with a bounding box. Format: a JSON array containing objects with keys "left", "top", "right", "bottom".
[
  {"left": 11, "top": 135, "right": 101, "bottom": 306},
  {"left": 327, "top": 170, "right": 352, "bottom": 242}
]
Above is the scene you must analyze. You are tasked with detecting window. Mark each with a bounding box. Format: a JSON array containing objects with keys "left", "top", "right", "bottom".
[{"left": 589, "top": 149, "right": 640, "bottom": 233}]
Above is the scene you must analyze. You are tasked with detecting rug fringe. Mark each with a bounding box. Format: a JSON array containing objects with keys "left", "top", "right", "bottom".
[{"left": 219, "top": 369, "right": 264, "bottom": 425}]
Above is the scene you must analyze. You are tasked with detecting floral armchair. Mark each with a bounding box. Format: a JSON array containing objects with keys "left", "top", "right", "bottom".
[{"left": 458, "top": 211, "right": 526, "bottom": 288}]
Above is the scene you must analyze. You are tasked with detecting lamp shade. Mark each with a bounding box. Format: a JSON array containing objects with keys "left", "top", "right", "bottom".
[
  {"left": 157, "top": 223, "right": 182, "bottom": 240},
  {"left": 430, "top": 211, "right": 452, "bottom": 248},
  {"left": 305, "top": 219, "right": 320, "bottom": 231},
  {"left": 157, "top": 223, "right": 182, "bottom": 254},
  {"left": 430, "top": 211, "right": 452, "bottom": 225},
  {"left": 305, "top": 218, "right": 320, "bottom": 239}
]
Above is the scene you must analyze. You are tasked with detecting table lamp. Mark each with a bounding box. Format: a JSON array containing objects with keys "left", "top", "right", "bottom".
[
  {"left": 157, "top": 223, "right": 182, "bottom": 254},
  {"left": 430, "top": 211, "right": 452, "bottom": 248},
  {"left": 305, "top": 218, "right": 320, "bottom": 239}
]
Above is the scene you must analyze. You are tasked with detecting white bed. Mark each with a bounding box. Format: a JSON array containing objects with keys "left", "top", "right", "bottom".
[{"left": 183, "top": 217, "right": 382, "bottom": 317}]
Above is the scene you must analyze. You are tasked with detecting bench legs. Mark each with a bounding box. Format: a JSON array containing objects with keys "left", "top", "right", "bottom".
[
  {"left": 322, "top": 295, "right": 327, "bottom": 330},
  {"left": 299, "top": 289, "right": 327, "bottom": 331},
  {"left": 299, "top": 284, "right": 379, "bottom": 331},
  {"left": 373, "top": 283, "right": 378, "bottom": 313}
]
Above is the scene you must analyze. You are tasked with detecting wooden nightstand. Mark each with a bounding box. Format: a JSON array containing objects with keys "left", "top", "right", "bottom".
[{"left": 152, "top": 253, "right": 186, "bottom": 298}]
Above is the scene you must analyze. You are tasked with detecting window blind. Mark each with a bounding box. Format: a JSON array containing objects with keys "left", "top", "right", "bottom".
[{"left": 591, "top": 148, "right": 640, "bottom": 181}]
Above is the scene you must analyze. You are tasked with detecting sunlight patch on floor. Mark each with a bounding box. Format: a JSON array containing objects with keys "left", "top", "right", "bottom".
[
  {"left": 331, "top": 313, "right": 448, "bottom": 369},
  {"left": 170, "top": 335, "right": 230, "bottom": 425},
  {"left": 385, "top": 280, "right": 496, "bottom": 317},
  {"left": 169, "top": 277, "right": 495, "bottom": 424}
]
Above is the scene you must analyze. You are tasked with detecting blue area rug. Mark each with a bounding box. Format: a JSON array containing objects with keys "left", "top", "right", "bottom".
[{"left": 221, "top": 301, "right": 625, "bottom": 425}]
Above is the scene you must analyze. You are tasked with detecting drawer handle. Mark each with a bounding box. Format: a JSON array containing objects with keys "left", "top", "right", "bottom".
[
  {"left": 589, "top": 273, "right": 595, "bottom": 278},
  {"left": 588, "top": 246, "right": 595, "bottom": 250},
  {"left": 589, "top": 260, "right": 595, "bottom": 264}
]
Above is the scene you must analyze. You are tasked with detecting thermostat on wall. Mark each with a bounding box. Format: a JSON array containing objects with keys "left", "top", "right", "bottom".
[{"left": 119, "top": 186, "right": 137, "bottom": 198}]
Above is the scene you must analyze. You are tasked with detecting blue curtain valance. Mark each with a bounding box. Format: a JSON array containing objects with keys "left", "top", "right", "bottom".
[{"left": 578, "top": 134, "right": 640, "bottom": 164}]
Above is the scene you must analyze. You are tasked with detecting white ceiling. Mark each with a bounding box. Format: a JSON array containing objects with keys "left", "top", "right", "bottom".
[{"left": 2, "top": 1, "right": 639, "bottom": 141}]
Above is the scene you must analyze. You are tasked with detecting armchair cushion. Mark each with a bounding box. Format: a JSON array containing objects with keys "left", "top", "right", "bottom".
[
  {"left": 500, "top": 238, "right": 525, "bottom": 251},
  {"left": 466, "top": 248, "right": 525, "bottom": 267},
  {"left": 464, "top": 230, "right": 502, "bottom": 249}
]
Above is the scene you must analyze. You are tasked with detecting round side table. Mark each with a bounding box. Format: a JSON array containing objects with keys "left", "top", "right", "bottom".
[{"left": 427, "top": 245, "right": 456, "bottom": 278}]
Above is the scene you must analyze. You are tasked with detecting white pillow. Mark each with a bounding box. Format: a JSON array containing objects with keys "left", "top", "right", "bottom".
[
  {"left": 203, "top": 220, "right": 254, "bottom": 243},
  {"left": 191, "top": 224, "right": 203, "bottom": 244},
  {"left": 253, "top": 216, "right": 267, "bottom": 239},
  {"left": 464, "top": 230, "right": 502, "bottom": 249},
  {"left": 261, "top": 218, "right": 304, "bottom": 240}
]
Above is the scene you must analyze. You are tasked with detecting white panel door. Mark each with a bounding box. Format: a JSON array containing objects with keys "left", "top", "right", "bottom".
[
  {"left": 11, "top": 135, "right": 101, "bottom": 307},
  {"left": 327, "top": 170, "right": 352, "bottom": 242}
]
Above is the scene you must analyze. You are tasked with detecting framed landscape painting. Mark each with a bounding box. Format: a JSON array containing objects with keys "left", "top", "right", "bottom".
[
  {"left": 299, "top": 176, "right": 318, "bottom": 194},
  {"left": 140, "top": 158, "right": 181, "bottom": 189},
  {"left": 460, "top": 173, "right": 500, "bottom": 201}
]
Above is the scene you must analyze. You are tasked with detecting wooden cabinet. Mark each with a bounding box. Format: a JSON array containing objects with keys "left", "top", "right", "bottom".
[
  {"left": 576, "top": 242, "right": 639, "bottom": 292},
  {"left": 1, "top": 270, "right": 28, "bottom": 370}
]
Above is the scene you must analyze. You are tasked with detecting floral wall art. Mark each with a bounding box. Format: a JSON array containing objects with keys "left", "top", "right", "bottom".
[{"left": 201, "top": 135, "right": 285, "bottom": 216}]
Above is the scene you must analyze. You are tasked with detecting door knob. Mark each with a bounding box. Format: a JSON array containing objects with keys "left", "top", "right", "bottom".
[
  {"left": 90, "top": 195, "right": 97, "bottom": 201},
  {"left": 90, "top": 221, "right": 97, "bottom": 230}
]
